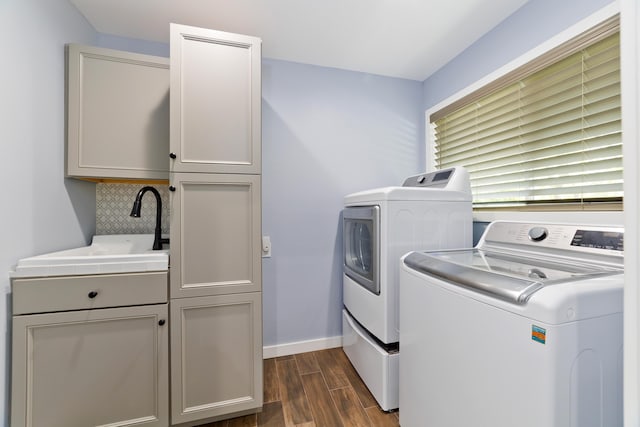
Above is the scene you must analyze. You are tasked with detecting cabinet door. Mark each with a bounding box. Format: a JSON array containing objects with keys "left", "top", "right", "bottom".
[
  {"left": 11, "top": 304, "right": 169, "bottom": 427},
  {"left": 170, "top": 24, "right": 261, "bottom": 174},
  {"left": 170, "top": 293, "right": 262, "bottom": 425},
  {"left": 66, "top": 44, "right": 170, "bottom": 180},
  {"left": 169, "top": 173, "right": 261, "bottom": 298}
]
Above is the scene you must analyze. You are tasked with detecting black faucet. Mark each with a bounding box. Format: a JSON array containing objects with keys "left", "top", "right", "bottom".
[{"left": 130, "top": 186, "right": 170, "bottom": 250}]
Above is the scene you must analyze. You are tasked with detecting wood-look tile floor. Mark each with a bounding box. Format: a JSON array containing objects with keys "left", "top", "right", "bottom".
[{"left": 199, "top": 348, "right": 400, "bottom": 427}]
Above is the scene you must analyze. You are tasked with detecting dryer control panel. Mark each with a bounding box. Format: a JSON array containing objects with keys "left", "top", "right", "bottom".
[{"left": 402, "top": 167, "right": 470, "bottom": 193}]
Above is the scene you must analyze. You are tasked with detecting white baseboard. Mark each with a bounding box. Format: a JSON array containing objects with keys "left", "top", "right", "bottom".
[{"left": 263, "top": 335, "right": 343, "bottom": 359}]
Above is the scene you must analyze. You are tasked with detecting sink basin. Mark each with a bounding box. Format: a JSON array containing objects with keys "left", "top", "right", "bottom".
[{"left": 11, "top": 234, "right": 169, "bottom": 278}]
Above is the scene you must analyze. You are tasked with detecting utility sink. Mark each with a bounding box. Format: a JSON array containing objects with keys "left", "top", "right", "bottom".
[{"left": 11, "top": 234, "right": 169, "bottom": 278}]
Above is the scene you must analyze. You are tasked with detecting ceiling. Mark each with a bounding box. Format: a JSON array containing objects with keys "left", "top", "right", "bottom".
[{"left": 69, "top": 0, "right": 529, "bottom": 81}]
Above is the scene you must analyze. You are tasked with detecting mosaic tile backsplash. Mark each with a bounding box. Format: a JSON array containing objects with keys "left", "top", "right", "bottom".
[{"left": 96, "top": 183, "right": 170, "bottom": 235}]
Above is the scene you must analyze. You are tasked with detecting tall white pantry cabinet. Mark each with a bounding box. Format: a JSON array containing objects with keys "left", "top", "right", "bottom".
[{"left": 168, "top": 24, "right": 263, "bottom": 426}]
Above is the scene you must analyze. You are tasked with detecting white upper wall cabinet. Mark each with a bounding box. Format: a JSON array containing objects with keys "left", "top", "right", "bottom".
[
  {"left": 169, "top": 24, "right": 262, "bottom": 174},
  {"left": 66, "top": 44, "right": 170, "bottom": 180}
]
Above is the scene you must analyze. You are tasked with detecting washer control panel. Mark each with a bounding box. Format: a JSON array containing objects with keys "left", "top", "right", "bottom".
[
  {"left": 481, "top": 221, "right": 624, "bottom": 255},
  {"left": 528, "top": 227, "right": 548, "bottom": 242},
  {"left": 571, "top": 229, "right": 624, "bottom": 251}
]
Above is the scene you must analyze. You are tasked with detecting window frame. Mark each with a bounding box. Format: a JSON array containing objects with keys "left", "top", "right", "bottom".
[{"left": 425, "top": 4, "right": 621, "bottom": 214}]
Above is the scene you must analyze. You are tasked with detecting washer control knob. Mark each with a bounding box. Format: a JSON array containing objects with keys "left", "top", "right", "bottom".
[{"left": 528, "top": 227, "right": 548, "bottom": 242}]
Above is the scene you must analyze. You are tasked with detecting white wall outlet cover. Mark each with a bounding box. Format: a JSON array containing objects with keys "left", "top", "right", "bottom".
[{"left": 262, "top": 236, "right": 271, "bottom": 257}]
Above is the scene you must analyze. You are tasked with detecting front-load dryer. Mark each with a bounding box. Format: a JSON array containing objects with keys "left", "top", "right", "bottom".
[{"left": 342, "top": 167, "right": 472, "bottom": 411}]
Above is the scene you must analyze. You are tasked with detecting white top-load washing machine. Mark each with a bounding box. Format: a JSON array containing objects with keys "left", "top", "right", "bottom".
[
  {"left": 399, "top": 221, "right": 624, "bottom": 427},
  {"left": 342, "top": 167, "right": 472, "bottom": 411}
]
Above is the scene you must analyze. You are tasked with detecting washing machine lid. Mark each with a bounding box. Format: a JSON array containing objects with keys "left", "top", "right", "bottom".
[{"left": 403, "top": 249, "right": 622, "bottom": 304}]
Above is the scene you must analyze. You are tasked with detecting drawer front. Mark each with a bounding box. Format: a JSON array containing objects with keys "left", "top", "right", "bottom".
[
  {"left": 342, "top": 309, "right": 399, "bottom": 411},
  {"left": 12, "top": 272, "right": 168, "bottom": 315}
]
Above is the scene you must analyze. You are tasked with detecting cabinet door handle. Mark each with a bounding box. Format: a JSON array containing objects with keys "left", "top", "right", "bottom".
[
  {"left": 169, "top": 186, "right": 176, "bottom": 192},
  {"left": 169, "top": 152, "right": 177, "bottom": 159},
  {"left": 88, "top": 291, "right": 98, "bottom": 299},
  {"left": 158, "top": 319, "right": 166, "bottom": 326}
]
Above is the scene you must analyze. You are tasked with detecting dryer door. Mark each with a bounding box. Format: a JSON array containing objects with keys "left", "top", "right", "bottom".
[{"left": 343, "top": 206, "right": 380, "bottom": 295}]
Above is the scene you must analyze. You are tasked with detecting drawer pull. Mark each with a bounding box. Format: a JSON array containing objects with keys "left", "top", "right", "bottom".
[
  {"left": 88, "top": 291, "right": 98, "bottom": 299},
  {"left": 158, "top": 319, "right": 166, "bottom": 326}
]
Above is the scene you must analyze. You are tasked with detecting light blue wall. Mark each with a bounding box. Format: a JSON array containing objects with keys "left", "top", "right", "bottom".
[
  {"left": 0, "top": 0, "right": 97, "bottom": 424},
  {"left": 93, "top": 38, "right": 426, "bottom": 346},
  {"left": 423, "top": 0, "right": 617, "bottom": 111},
  {"left": 97, "top": 33, "right": 171, "bottom": 57},
  {"left": 261, "top": 59, "right": 424, "bottom": 345}
]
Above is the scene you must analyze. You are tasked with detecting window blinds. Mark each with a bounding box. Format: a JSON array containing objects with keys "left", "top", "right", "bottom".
[{"left": 432, "top": 20, "right": 620, "bottom": 208}]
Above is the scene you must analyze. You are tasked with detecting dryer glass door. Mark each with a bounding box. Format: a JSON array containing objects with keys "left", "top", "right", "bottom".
[{"left": 344, "top": 206, "right": 380, "bottom": 295}]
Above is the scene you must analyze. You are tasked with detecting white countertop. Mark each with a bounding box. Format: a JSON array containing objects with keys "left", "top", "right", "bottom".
[{"left": 11, "top": 234, "right": 169, "bottom": 278}]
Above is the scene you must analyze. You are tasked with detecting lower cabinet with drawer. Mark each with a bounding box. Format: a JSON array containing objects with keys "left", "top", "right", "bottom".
[{"left": 11, "top": 272, "right": 169, "bottom": 427}]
